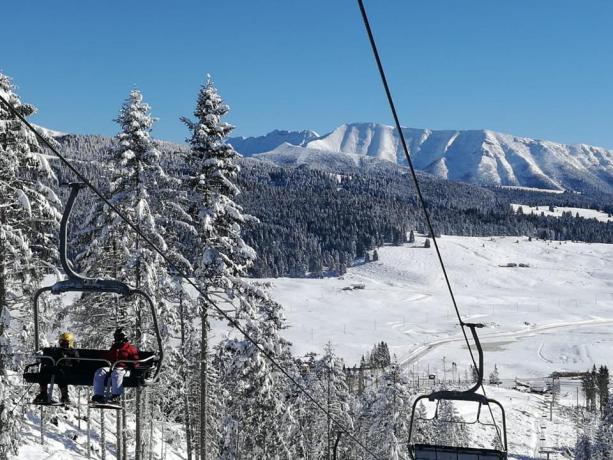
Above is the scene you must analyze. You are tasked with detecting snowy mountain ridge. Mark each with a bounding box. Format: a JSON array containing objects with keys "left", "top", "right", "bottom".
[
  {"left": 230, "top": 122, "right": 613, "bottom": 195},
  {"left": 227, "top": 128, "right": 319, "bottom": 155}
]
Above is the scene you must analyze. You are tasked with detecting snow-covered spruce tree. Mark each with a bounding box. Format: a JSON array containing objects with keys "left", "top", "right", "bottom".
[
  {"left": 489, "top": 364, "right": 500, "bottom": 384},
  {"left": 362, "top": 362, "right": 412, "bottom": 459},
  {"left": 216, "top": 284, "right": 295, "bottom": 459},
  {"left": 575, "top": 433, "right": 592, "bottom": 460},
  {"left": 411, "top": 401, "right": 433, "bottom": 445},
  {"left": 72, "top": 89, "right": 169, "bottom": 459},
  {"left": 590, "top": 397, "right": 613, "bottom": 460},
  {"left": 291, "top": 343, "right": 355, "bottom": 459},
  {"left": 181, "top": 76, "right": 262, "bottom": 458},
  {"left": 0, "top": 73, "right": 61, "bottom": 457},
  {"left": 433, "top": 399, "right": 470, "bottom": 448},
  {"left": 289, "top": 353, "right": 322, "bottom": 458}
]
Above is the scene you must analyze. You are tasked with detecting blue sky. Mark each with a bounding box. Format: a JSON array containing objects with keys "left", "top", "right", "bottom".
[{"left": 3, "top": 1, "right": 613, "bottom": 147}]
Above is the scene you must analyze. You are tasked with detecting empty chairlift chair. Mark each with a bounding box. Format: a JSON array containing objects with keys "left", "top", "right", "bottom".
[{"left": 407, "top": 323, "right": 508, "bottom": 460}]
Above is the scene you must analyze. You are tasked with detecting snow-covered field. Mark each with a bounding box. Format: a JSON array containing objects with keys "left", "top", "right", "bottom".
[
  {"left": 262, "top": 235, "right": 613, "bottom": 380},
  {"left": 253, "top": 234, "right": 612, "bottom": 458},
  {"left": 512, "top": 203, "right": 613, "bottom": 222}
]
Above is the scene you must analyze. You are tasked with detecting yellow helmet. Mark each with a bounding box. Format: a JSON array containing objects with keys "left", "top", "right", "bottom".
[{"left": 59, "top": 332, "right": 75, "bottom": 348}]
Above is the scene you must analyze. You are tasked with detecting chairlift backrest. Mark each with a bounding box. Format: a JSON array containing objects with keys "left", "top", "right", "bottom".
[{"left": 414, "top": 444, "right": 506, "bottom": 460}]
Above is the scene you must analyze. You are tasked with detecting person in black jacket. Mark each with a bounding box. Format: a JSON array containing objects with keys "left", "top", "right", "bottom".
[{"left": 33, "top": 332, "right": 79, "bottom": 405}]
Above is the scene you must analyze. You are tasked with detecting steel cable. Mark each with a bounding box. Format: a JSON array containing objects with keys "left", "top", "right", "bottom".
[{"left": 355, "top": 0, "right": 505, "bottom": 447}]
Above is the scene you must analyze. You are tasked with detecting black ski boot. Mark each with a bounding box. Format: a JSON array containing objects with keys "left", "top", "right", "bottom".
[
  {"left": 91, "top": 394, "right": 106, "bottom": 404},
  {"left": 33, "top": 393, "right": 58, "bottom": 405}
]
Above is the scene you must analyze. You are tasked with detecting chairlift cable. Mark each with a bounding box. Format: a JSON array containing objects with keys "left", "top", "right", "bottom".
[
  {"left": 0, "top": 93, "right": 379, "bottom": 460},
  {"left": 355, "top": 0, "right": 503, "bottom": 446}
]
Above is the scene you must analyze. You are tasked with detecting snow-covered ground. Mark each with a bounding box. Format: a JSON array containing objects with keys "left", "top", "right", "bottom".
[
  {"left": 261, "top": 235, "right": 613, "bottom": 380},
  {"left": 253, "top": 234, "right": 611, "bottom": 458},
  {"left": 14, "top": 389, "right": 186, "bottom": 459},
  {"left": 512, "top": 203, "right": 613, "bottom": 222},
  {"left": 16, "top": 234, "right": 612, "bottom": 458}
]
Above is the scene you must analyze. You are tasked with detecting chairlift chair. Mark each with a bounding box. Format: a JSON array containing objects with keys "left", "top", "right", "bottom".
[
  {"left": 23, "top": 183, "right": 164, "bottom": 407},
  {"left": 407, "top": 323, "right": 508, "bottom": 460}
]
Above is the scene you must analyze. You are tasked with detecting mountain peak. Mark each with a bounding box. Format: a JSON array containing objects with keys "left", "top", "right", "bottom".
[
  {"left": 230, "top": 122, "right": 613, "bottom": 195},
  {"left": 228, "top": 129, "right": 319, "bottom": 156}
]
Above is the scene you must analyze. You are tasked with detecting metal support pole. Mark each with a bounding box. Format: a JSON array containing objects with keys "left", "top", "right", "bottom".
[
  {"left": 550, "top": 396, "right": 553, "bottom": 421},
  {"left": 122, "top": 393, "right": 128, "bottom": 460},
  {"left": 117, "top": 398, "right": 123, "bottom": 460}
]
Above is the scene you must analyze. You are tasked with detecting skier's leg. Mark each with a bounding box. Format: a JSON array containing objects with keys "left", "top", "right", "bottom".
[
  {"left": 93, "top": 367, "right": 109, "bottom": 396},
  {"left": 111, "top": 368, "right": 127, "bottom": 396}
]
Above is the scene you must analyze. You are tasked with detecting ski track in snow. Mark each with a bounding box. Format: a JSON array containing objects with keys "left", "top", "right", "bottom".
[{"left": 537, "top": 342, "right": 553, "bottom": 364}]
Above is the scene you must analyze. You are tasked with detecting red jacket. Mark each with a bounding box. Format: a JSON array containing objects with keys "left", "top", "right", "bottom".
[{"left": 105, "top": 341, "right": 139, "bottom": 368}]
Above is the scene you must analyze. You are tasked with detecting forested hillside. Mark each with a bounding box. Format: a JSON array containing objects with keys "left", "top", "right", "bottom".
[{"left": 47, "top": 133, "right": 613, "bottom": 278}]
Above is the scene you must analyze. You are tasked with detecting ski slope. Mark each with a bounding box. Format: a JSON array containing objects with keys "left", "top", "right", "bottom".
[{"left": 260, "top": 235, "right": 613, "bottom": 380}]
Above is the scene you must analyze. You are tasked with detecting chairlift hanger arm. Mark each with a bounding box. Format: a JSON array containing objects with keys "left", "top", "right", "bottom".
[{"left": 31, "top": 183, "right": 164, "bottom": 384}]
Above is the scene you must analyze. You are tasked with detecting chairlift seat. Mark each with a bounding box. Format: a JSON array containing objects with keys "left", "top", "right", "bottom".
[
  {"left": 23, "top": 347, "right": 158, "bottom": 387},
  {"left": 414, "top": 443, "right": 507, "bottom": 460}
]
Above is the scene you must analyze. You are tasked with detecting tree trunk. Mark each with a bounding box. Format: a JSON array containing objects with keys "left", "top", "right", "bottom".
[
  {"left": 101, "top": 409, "right": 106, "bottom": 460},
  {"left": 0, "top": 213, "right": 13, "bottom": 458},
  {"left": 135, "top": 245, "right": 143, "bottom": 460},
  {"left": 327, "top": 359, "right": 331, "bottom": 460},
  {"left": 180, "top": 293, "right": 193, "bottom": 460},
  {"left": 136, "top": 388, "right": 143, "bottom": 460},
  {"left": 199, "top": 300, "right": 208, "bottom": 460}
]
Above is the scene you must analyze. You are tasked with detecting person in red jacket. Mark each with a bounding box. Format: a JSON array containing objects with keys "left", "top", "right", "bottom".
[{"left": 91, "top": 328, "right": 139, "bottom": 404}]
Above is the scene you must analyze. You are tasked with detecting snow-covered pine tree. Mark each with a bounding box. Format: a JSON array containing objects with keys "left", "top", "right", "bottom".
[
  {"left": 73, "top": 89, "right": 168, "bottom": 344},
  {"left": 216, "top": 284, "right": 294, "bottom": 459},
  {"left": 411, "top": 400, "right": 433, "bottom": 445},
  {"left": 489, "top": 364, "right": 500, "bottom": 384},
  {"left": 289, "top": 353, "right": 323, "bottom": 458},
  {"left": 362, "top": 362, "right": 412, "bottom": 459},
  {"left": 433, "top": 398, "right": 470, "bottom": 448},
  {"left": 590, "top": 397, "right": 613, "bottom": 460},
  {"left": 292, "top": 343, "right": 355, "bottom": 459},
  {"left": 0, "top": 72, "right": 61, "bottom": 457},
  {"left": 575, "top": 433, "right": 592, "bottom": 460},
  {"left": 597, "top": 366, "right": 609, "bottom": 415},
  {"left": 181, "top": 76, "right": 261, "bottom": 459},
  {"left": 72, "top": 89, "right": 169, "bottom": 460}
]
